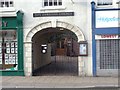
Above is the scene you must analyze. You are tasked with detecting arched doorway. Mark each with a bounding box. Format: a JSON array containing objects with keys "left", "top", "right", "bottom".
[
  {"left": 32, "top": 27, "right": 79, "bottom": 76},
  {"left": 24, "top": 21, "right": 85, "bottom": 76}
]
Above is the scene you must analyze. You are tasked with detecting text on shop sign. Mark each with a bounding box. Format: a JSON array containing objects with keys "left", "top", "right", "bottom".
[
  {"left": 101, "top": 35, "right": 117, "bottom": 38},
  {"left": 95, "top": 35, "right": 120, "bottom": 40},
  {"left": 0, "top": 21, "right": 8, "bottom": 27},
  {"left": 33, "top": 12, "right": 74, "bottom": 17}
]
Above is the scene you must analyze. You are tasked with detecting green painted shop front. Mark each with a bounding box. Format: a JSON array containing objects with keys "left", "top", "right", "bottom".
[{"left": 0, "top": 11, "right": 24, "bottom": 76}]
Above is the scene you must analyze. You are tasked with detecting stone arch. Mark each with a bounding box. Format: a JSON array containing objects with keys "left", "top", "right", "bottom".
[
  {"left": 26, "top": 21, "right": 85, "bottom": 42},
  {"left": 24, "top": 21, "right": 86, "bottom": 76}
]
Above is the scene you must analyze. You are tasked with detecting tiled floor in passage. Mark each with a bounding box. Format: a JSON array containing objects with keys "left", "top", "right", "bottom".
[{"left": 33, "top": 56, "right": 78, "bottom": 76}]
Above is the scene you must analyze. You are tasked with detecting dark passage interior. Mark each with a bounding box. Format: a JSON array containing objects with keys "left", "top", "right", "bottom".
[{"left": 32, "top": 27, "right": 79, "bottom": 76}]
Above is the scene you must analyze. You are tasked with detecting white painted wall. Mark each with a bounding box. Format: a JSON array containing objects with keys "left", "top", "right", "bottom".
[{"left": 12, "top": 0, "right": 93, "bottom": 76}]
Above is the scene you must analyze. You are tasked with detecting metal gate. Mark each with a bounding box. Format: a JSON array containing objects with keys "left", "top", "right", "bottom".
[
  {"left": 33, "top": 36, "right": 79, "bottom": 76},
  {"left": 96, "top": 39, "right": 120, "bottom": 76}
]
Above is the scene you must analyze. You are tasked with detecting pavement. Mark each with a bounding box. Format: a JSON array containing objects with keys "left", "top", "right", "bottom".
[{"left": 1, "top": 76, "right": 119, "bottom": 88}]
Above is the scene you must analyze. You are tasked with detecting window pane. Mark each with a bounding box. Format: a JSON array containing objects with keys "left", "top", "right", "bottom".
[
  {"left": 58, "top": 0, "right": 62, "bottom": 5},
  {"left": 1, "top": 2, "right": 4, "bottom": 7},
  {"left": 44, "top": 0, "right": 48, "bottom": 6},
  {"left": 2, "top": 30, "right": 17, "bottom": 41},
  {"left": 5, "top": 2, "right": 9, "bottom": 7},
  {"left": 49, "top": 0, "right": 53, "bottom": 6},
  {"left": 10, "top": 1, "right": 13, "bottom": 7},
  {"left": 54, "top": 0, "right": 57, "bottom": 6}
]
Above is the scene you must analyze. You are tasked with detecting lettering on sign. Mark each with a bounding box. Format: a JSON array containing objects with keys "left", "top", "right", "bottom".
[
  {"left": 33, "top": 12, "right": 74, "bottom": 17},
  {"left": 0, "top": 21, "right": 8, "bottom": 27},
  {"left": 95, "top": 35, "right": 119, "bottom": 40},
  {"left": 101, "top": 35, "right": 117, "bottom": 38}
]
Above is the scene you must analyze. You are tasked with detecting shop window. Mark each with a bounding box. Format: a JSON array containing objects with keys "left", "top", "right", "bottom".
[
  {"left": 96, "top": 40, "right": 120, "bottom": 69},
  {"left": 0, "top": 30, "right": 18, "bottom": 70},
  {"left": 97, "top": 0, "right": 112, "bottom": 6},
  {"left": 0, "top": 0, "right": 14, "bottom": 8},
  {"left": 43, "top": 0, "right": 62, "bottom": 7}
]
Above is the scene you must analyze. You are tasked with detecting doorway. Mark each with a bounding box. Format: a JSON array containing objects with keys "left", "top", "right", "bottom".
[{"left": 32, "top": 27, "right": 79, "bottom": 76}]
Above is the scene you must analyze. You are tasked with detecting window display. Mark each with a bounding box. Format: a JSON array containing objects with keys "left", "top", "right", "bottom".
[{"left": 0, "top": 30, "right": 18, "bottom": 70}]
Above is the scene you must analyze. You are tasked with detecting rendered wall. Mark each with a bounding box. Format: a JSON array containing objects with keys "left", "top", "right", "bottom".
[{"left": 13, "top": 0, "right": 93, "bottom": 76}]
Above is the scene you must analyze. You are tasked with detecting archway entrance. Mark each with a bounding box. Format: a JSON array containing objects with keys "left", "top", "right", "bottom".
[
  {"left": 32, "top": 27, "right": 79, "bottom": 76},
  {"left": 24, "top": 21, "right": 85, "bottom": 76}
]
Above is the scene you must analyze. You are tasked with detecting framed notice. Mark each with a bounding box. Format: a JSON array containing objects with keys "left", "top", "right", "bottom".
[
  {"left": 79, "top": 41, "right": 88, "bottom": 56},
  {"left": 8, "top": 59, "right": 12, "bottom": 64},
  {"left": 0, "top": 43, "right": 1, "bottom": 47},
  {"left": 12, "top": 54, "right": 16, "bottom": 59},
  {"left": 11, "top": 42, "right": 14, "bottom": 47},
  {"left": 0, "top": 54, "right": 2, "bottom": 58},
  {"left": 5, "top": 59, "right": 9, "bottom": 64},
  {"left": 6, "top": 48, "right": 10, "bottom": 53},
  {"left": 0, "top": 48, "right": 1, "bottom": 53},
  {"left": 15, "top": 48, "right": 17, "bottom": 53},
  {"left": 11, "top": 48, "right": 14, "bottom": 53},
  {"left": 9, "top": 54, "right": 12, "bottom": 59},
  {"left": 15, "top": 42, "right": 17, "bottom": 47},
  {"left": 6, "top": 43, "right": 10, "bottom": 47},
  {"left": 5, "top": 54, "right": 9, "bottom": 59},
  {"left": 16, "top": 60, "right": 18, "bottom": 64},
  {"left": 11, "top": 59, "right": 15, "bottom": 64}
]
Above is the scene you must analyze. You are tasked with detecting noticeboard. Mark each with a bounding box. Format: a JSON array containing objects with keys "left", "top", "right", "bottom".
[{"left": 79, "top": 41, "right": 88, "bottom": 56}]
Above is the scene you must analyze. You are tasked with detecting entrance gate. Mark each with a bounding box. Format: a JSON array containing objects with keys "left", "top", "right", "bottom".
[
  {"left": 32, "top": 28, "right": 79, "bottom": 76},
  {"left": 25, "top": 21, "right": 86, "bottom": 76}
]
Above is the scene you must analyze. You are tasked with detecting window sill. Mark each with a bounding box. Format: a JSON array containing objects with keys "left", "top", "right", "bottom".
[
  {"left": 96, "top": 5, "right": 113, "bottom": 8},
  {"left": 40, "top": 6, "right": 66, "bottom": 11},
  {"left": 0, "top": 7, "right": 16, "bottom": 12}
]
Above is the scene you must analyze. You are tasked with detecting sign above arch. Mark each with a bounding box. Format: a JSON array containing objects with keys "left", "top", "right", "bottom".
[{"left": 26, "top": 21, "right": 85, "bottom": 42}]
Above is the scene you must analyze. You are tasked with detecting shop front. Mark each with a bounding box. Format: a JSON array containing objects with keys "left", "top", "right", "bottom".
[
  {"left": 0, "top": 11, "right": 24, "bottom": 76},
  {"left": 92, "top": 2, "right": 120, "bottom": 76}
]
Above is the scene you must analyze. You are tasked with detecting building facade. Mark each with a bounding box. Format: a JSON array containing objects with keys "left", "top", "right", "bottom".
[
  {"left": 0, "top": 0, "right": 119, "bottom": 76},
  {"left": 92, "top": 1, "right": 120, "bottom": 76}
]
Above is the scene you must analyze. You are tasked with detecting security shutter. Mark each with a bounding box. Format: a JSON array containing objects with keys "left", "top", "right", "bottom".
[{"left": 96, "top": 39, "right": 120, "bottom": 76}]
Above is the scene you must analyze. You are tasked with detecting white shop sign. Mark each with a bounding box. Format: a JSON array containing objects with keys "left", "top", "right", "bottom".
[
  {"left": 95, "top": 35, "right": 120, "bottom": 40},
  {"left": 96, "top": 11, "right": 120, "bottom": 28}
]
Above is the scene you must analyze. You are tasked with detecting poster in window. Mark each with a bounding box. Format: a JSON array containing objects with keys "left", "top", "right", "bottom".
[
  {"left": 79, "top": 42, "right": 88, "bottom": 56},
  {"left": 9, "top": 54, "right": 12, "bottom": 59},
  {"left": 11, "top": 42, "right": 14, "bottom": 47},
  {"left": 11, "top": 59, "right": 15, "bottom": 64},
  {"left": 8, "top": 59, "right": 12, "bottom": 64},
  {"left": 5, "top": 54, "right": 9, "bottom": 59},
  {"left": 15, "top": 48, "right": 17, "bottom": 53},
  {"left": 12, "top": 54, "right": 16, "bottom": 59},
  {"left": 5, "top": 59, "right": 9, "bottom": 64},
  {"left": 15, "top": 42, "right": 17, "bottom": 47},
  {"left": 6, "top": 48, "right": 10, "bottom": 53},
  {"left": 16, "top": 54, "right": 18, "bottom": 59},
  {"left": 0, "top": 48, "right": 1, "bottom": 53},
  {"left": 0, "top": 43, "right": 1, "bottom": 47},
  {"left": 0, "top": 58, "right": 2, "bottom": 64},
  {"left": 16, "top": 60, "right": 18, "bottom": 64},
  {"left": 6, "top": 43, "right": 10, "bottom": 47},
  {"left": 0, "top": 54, "right": 2, "bottom": 58},
  {"left": 11, "top": 48, "right": 14, "bottom": 53}
]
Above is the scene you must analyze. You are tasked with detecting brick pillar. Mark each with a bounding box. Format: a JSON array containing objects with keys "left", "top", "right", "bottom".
[{"left": 24, "top": 42, "right": 32, "bottom": 76}]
